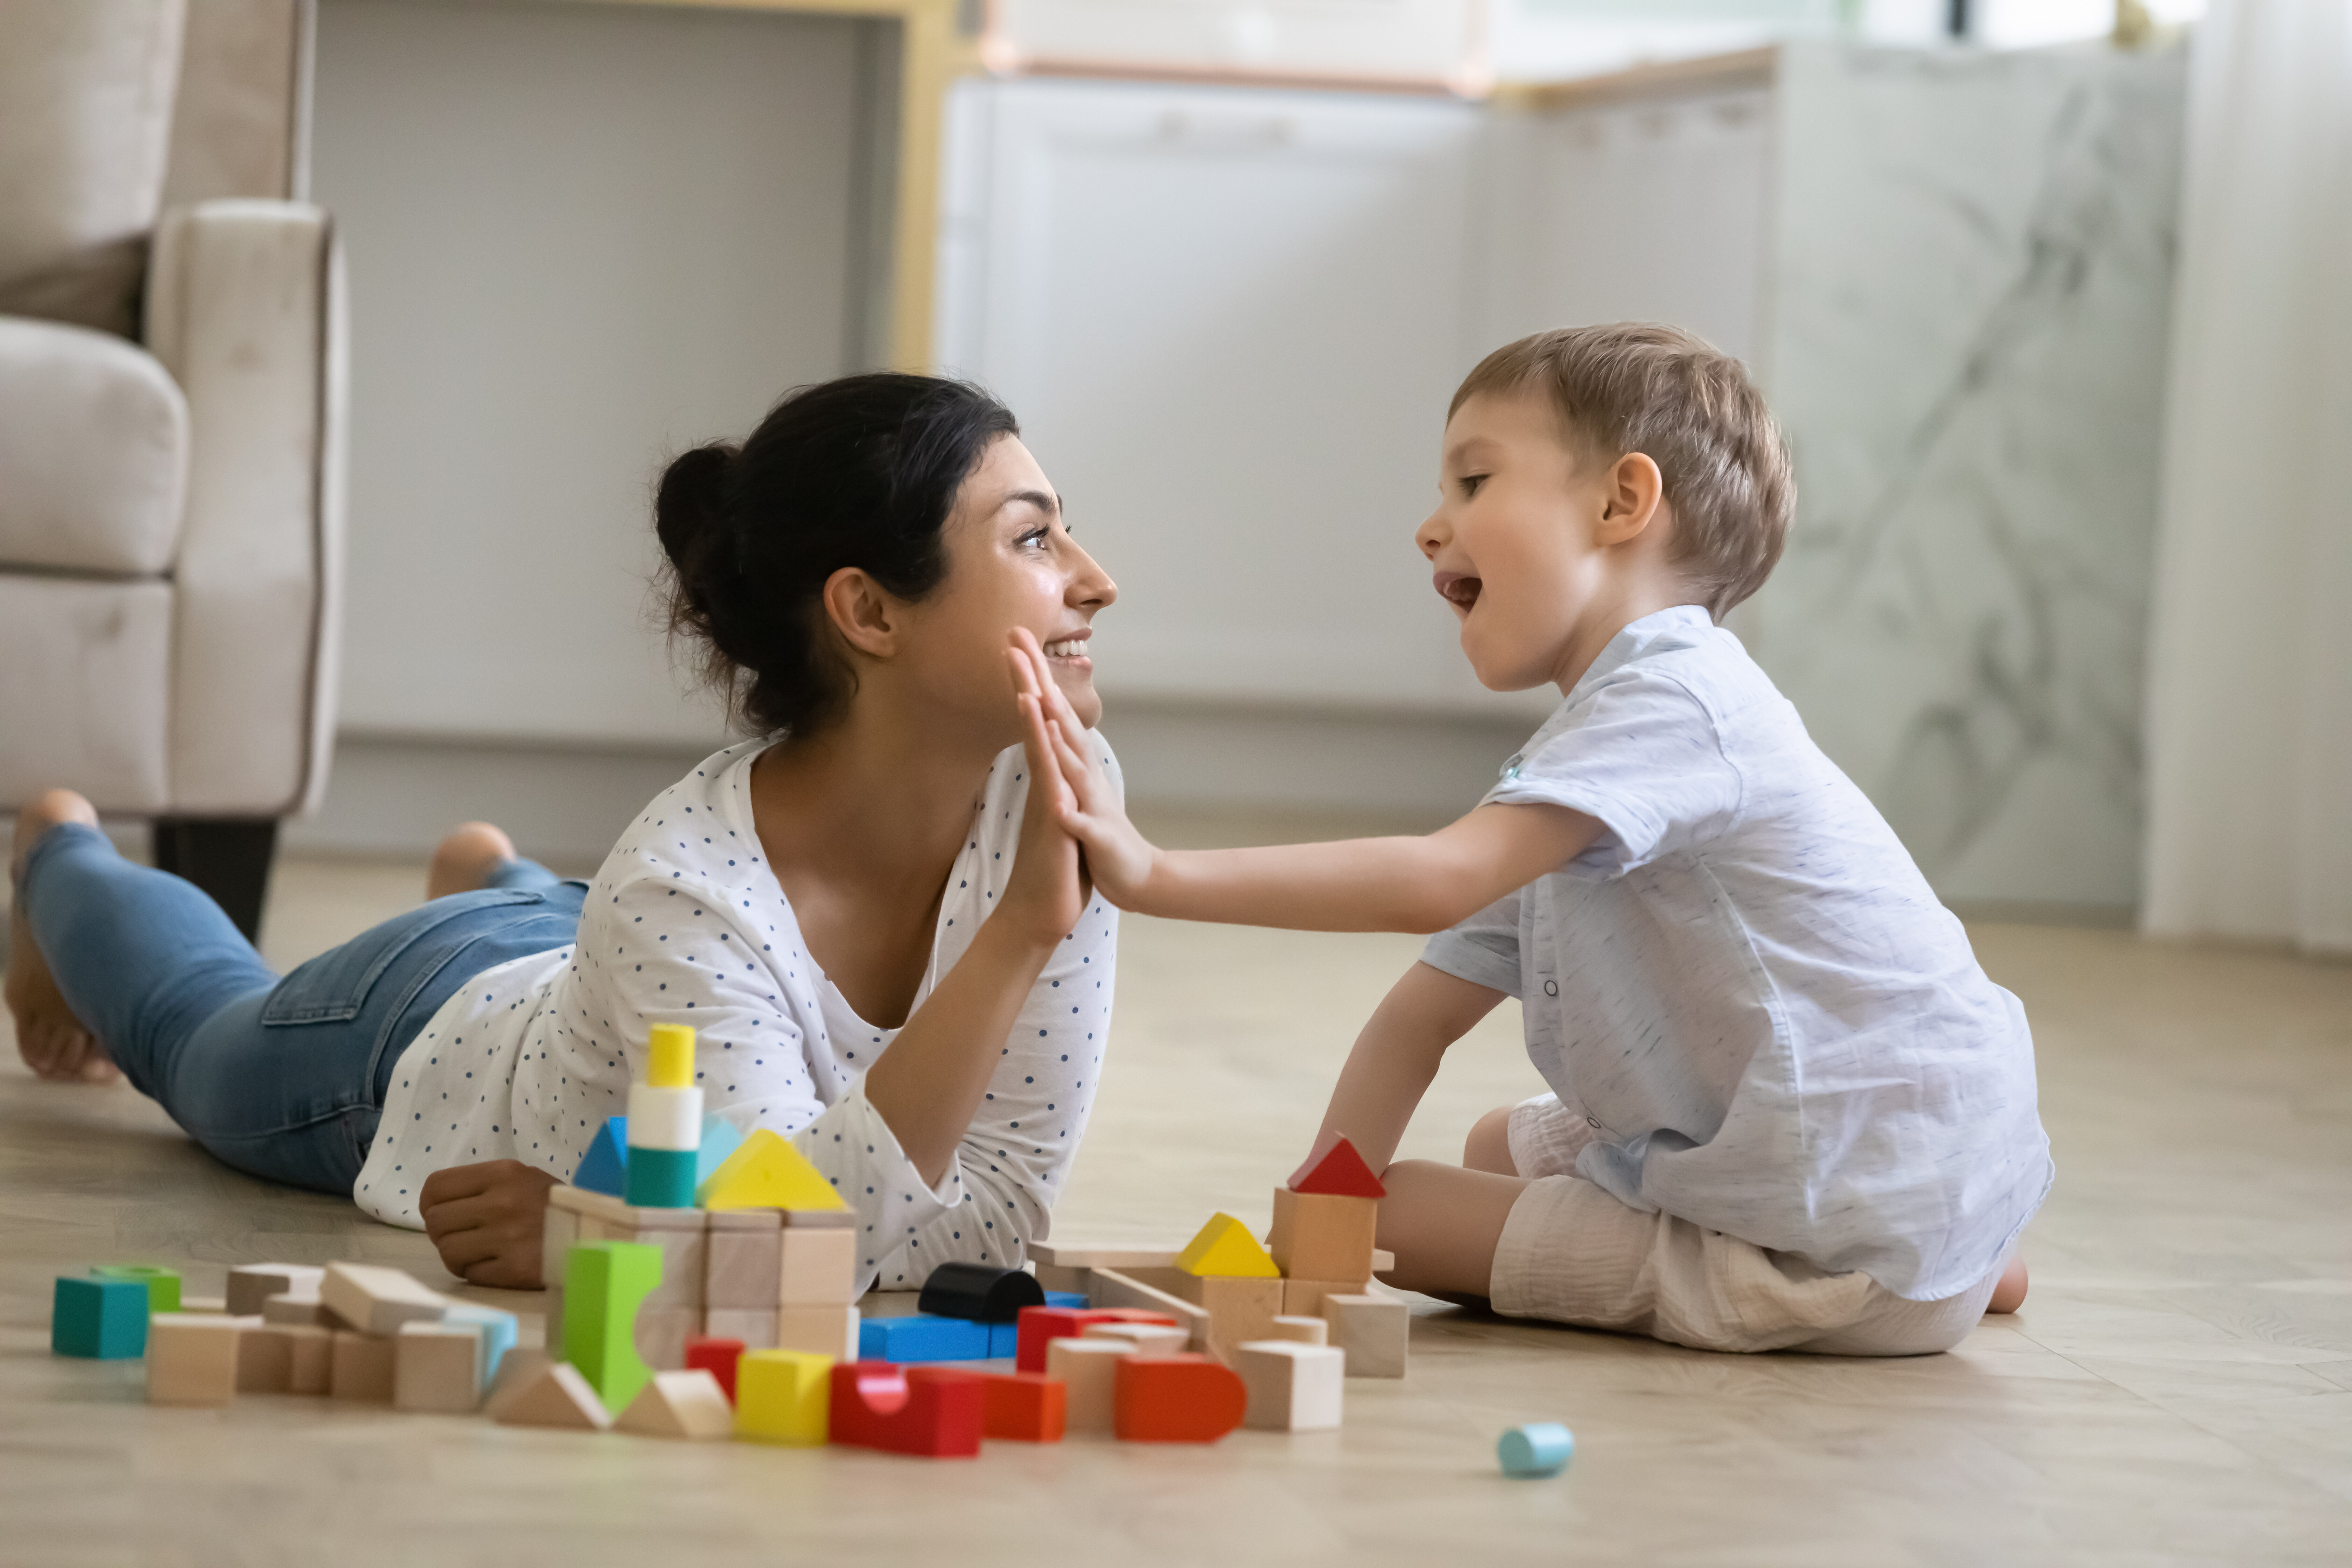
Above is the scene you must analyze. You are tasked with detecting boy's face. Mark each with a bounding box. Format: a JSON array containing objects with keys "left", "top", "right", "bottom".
[{"left": 1418, "top": 392, "right": 1657, "bottom": 693}]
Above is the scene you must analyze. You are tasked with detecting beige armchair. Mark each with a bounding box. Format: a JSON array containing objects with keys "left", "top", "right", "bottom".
[{"left": 0, "top": 0, "right": 343, "bottom": 938}]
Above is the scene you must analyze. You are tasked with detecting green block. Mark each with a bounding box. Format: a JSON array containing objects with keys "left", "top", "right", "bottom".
[
  {"left": 90, "top": 1265, "right": 180, "bottom": 1315},
  {"left": 623, "top": 1145, "right": 697, "bottom": 1209},
  {"left": 53, "top": 1277, "right": 149, "bottom": 1358},
  {"left": 562, "top": 1240, "right": 661, "bottom": 1414}
]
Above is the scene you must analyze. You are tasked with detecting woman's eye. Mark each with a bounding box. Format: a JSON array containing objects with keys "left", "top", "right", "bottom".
[{"left": 1018, "top": 527, "right": 1050, "bottom": 550}]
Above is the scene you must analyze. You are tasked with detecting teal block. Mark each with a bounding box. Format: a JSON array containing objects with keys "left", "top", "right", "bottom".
[
  {"left": 441, "top": 1302, "right": 519, "bottom": 1384},
  {"left": 624, "top": 1144, "right": 697, "bottom": 1209},
  {"left": 572, "top": 1116, "right": 629, "bottom": 1196},
  {"left": 695, "top": 1116, "right": 743, "bottom": 1185},
  {"left": 90, "top": 1264, "right": 180, "bottom": 1315},
  {"left": 53, "top": 1277, "right": 149, "bottom": 1359},
  {"left": 1497, "top": 1422, "right": 1574, "bottom": 1478}
]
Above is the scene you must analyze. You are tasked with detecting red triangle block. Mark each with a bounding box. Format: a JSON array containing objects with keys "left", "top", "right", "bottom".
[{"left": 1287, "top": 1131, "right": 1386, "bottom": 1198}]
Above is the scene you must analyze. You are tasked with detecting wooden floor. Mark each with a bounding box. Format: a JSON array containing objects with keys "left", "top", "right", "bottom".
[{"left": 4, "top": 843, "right": 2350, "bottom": 1566}]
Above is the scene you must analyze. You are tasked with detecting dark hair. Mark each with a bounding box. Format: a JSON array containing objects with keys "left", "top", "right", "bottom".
[
  {"left": 656, "top": 373, "right": 1020, "bottom": 735},
  {"left": 1451, "top": 324, "right": 1794, "bottom": 621}
]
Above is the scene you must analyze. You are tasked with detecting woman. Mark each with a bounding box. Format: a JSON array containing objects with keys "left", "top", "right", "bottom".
[{"left": 6, "top": 373, "right": 1120, "bottom": 1292}]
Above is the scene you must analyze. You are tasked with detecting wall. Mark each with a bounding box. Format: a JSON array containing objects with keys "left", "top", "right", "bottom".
[
  {"left": 1751, "top": 40, "right": 2188, "bottom": 911},
  {"left": 311, "top": 0, "right": 888, "bottom": 752}
]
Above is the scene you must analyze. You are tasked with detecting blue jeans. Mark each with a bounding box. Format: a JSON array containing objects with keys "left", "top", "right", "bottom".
[{"left": 15, "top": 823, "right": 584, "bottom": 1195}]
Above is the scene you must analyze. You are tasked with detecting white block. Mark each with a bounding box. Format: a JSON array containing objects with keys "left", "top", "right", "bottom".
[
  {"left": 625, "top": 1084, "right": 704, "bottom": 1151},
  {"left": 1235, "top": 1340, "right": 1344, "bottom": 1431}
]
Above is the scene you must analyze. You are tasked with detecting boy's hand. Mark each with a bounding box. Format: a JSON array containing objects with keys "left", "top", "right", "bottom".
[
  {"left": 1008, "top": 629, "right": 1162, "bottom": 909},
  {"left": 419, "top": 1159, "right": 559, "bottom": 1289}
]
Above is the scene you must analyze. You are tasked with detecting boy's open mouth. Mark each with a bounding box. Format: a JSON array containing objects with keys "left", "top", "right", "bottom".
[{"left": 1434, "top": 571, "right": 1482, "bottom": 611}]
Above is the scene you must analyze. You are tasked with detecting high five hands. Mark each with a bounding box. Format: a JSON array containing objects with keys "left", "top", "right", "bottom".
[{"left": 1007, "top": 628, "right": 1161, "bottom": 910}]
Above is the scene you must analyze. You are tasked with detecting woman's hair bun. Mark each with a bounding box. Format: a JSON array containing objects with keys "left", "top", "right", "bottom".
[
  {"left": 654, "top": 441, "right": 739, "bottom": 588},
  {"left": 654, "top": 374, "right": 1018, "bottom": 737}
]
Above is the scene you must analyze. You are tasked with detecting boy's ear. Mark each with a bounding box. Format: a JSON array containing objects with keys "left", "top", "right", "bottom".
[
  {"left": 1595, "top": 452, "right": 1665, "bottom": 546},
  {"left": 822, "top": 567, "right": 900, "bottom": 660}
]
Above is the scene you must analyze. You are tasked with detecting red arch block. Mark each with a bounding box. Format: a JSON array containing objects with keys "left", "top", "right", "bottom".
[{"left": 828, "top": 1361, "right": 984, "bottom": 1457}]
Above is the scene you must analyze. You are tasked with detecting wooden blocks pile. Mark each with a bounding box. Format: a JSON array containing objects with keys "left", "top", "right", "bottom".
[
  {"left": 94, "top": 1259, "right": 515, "bottom": 1413},
  {"left": 545, "top": 1182, "right": 859, "bottom": 1379}
]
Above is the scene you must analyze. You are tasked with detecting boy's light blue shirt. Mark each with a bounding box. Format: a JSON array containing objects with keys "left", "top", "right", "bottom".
[{"left": 1423, "top": 606, "right": 2052, "bottom": 1301}]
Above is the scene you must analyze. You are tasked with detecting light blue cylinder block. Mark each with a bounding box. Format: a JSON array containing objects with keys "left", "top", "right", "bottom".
[{"left": 1497, "top": 1421, "right": 1574, "bottom": 1478}]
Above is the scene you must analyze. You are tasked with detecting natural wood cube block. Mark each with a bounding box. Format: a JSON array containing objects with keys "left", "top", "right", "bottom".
[
  {"left": 236, "top": 1323, "right": 294, "bottom": 1392},
  {"left": 703, "top": 1308, "right": 778, "bottom": 1350},
  {"left": 1267, "top": 1188, "right": 1377, "bottom": 1285},
  {"left": 329, "top": 1329, "right": 397, "bottom": 1401},
  {"left": 1046, "top": 1335, "right": 1130, "bottom": 1433},
  {"left": 704, "top": 1211, "right": 783, "bottom": 1308},
  {"left": 633, "top": 1306, "right": 701, "bottom": 1371},
  {"left": 1234, "top": 1340, "right": 1344, "bottom": 1430},
  {"left": 1321, "top": 1293, "right": 1408, "bottom": 1378},
  {"left": 1280, "top": 1278, "right": 1362, "bottom": 1318},
  {"left": 778, "top": 1226, "right": 857, "bottom": 1307},
  {"left": 1135, "top": 1266, "right": 1281, "bottom": 1364},
  {"left": 150, "top": 1314, "right": 251, "bottom": 1406},
  {"left": 394, "top": 1321, "right": 486, "bottom": 1412},
  {"left": 1267, "top": 1315, "right": 1329, "bottom": 1345},
  {"left": 774, "top": 1304, "right": 858, "bottom": 1361}
]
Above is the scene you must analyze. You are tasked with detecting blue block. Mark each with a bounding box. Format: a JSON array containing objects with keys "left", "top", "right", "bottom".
[
  {"left": 1497, "top": 1422, "right": 1574, "bottom": 1478},
  {"left": 695, "top": 1116, "right": 743, "bottom": 1185},
  {"left": 1042, "top": 1291, "right": 1088, "bottom": 1310},
  {"left": 571, "top": 1116, "right": 629, "bottom": 1196},
  {"left": 52, "top": 1277, "right": 149, "bottom": 1359},
  {"left": 856, "top": 1313, "right": 992, "bottom": 1364},
  {"left": 988, "top": 1320, "right": 1021, "bottom": 1359},
  {"left": 440, "top": 1302, "right": 519, "bottom": 1384}
]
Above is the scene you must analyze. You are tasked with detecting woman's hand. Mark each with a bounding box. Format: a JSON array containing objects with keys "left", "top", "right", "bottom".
[
  {"left": 1008, "top": 629, "right": 1163, "bottom": 910},
  {"left": 418, "top": 1159, "right": 558, "bottom": 1289},
  {"left": 994, "top": 641, "right": 1094, "bottom": 944}
]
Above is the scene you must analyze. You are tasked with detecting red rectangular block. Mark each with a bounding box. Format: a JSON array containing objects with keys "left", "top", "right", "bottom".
[
  {"left": 981, "top": 1371, "right": 1066, "bottom": 1443},
  {"left": 685, "top": 1336, "right": 745, "bottom": 1405},
  {"left": 828, "top": 1361, "right": 984, "bottom": 1458},
  {"left": 1113, "top": 1353, "right": 1246, "bottom": 1443},
  {"left": 1014, "top": 1306, "right": 1118, "bottom": 1373}
]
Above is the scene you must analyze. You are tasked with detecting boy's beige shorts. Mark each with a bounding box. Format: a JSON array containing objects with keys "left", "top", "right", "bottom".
[{"left": 1495, "top": 1093, "right": 2004, "bottom": 1356}]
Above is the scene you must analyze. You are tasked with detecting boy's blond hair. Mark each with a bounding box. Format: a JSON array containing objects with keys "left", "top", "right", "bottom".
[{"left": 1451, "top": 324, "right": 1794, "bottom": 620}]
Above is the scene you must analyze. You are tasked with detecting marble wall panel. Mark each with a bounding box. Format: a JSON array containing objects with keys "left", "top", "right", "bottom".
[{"left": 1753, "top": 39, "right": 2187, "bottom": 908}]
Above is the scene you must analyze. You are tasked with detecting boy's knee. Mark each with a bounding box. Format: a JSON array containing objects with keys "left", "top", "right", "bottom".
[{"left": 1463, "top": 1104, "right": 1517, "bottom": 1175}]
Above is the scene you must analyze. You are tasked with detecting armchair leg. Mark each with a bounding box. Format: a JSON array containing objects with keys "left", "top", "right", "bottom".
[{"left": 152, "top": 818, "right": 279, "bottom": 944}]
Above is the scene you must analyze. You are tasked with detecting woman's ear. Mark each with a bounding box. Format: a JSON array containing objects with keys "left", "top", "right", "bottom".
[
  {"left": 821, "top": 567, "right": 901, "bottom": 660},
  {"left": 1596, "top": 452, "right": 1665, "bottom": 546}
]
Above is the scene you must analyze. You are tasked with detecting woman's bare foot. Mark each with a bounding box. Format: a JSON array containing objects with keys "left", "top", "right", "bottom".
[
  {"left": 426, "top": 821, "right": 519, "bottom": 901},
  {"left": 6, "top": 791, "right": 119, "bottom": 1084},
  {"left": 1987, "top": 1255, "right": 2029, "bottom": 1315}
]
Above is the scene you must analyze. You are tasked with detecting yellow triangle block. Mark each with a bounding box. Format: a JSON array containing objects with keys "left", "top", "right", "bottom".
[
  {"left": 695, "top": 1128, "right": 848, "bottom": 1212},
  {"left": 1175, "top": 1212, "right": 1281, "bottom": 1278}
]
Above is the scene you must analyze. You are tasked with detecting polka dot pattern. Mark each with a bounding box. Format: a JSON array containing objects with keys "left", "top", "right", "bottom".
[{"left": 355, "top": 738, "right": 1124, "bottom": 1296}]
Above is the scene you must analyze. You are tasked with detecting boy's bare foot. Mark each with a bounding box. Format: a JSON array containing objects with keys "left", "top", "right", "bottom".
[
  {"left": 6, "top": 790, "right": 119, "bottom": 1084},
  {"left": 1987, "top": 1255, "right": 2029, "bottom": 1314},
  {"left": 426, "top": 822, "right": 519, "bottom": 901}
]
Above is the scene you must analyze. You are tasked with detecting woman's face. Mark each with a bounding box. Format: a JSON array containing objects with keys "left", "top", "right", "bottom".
[{"left": 895, "top": 434, "right": 1117, "bottom": 738}]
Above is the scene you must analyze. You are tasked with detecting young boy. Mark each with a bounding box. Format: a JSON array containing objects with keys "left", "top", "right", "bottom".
[{"left": 1011, "top": 323, "right": 2050, "bottom": 1355}]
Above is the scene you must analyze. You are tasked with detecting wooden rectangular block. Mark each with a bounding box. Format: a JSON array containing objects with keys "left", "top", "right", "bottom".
[
  {"left": 633, "top": 1306, "right": 700, "bottom": 1371},
  {"left": 774, "top": 1304, "right": 859, "bottom": 1361},
  {"left": 1267, "top": 1188, "right": 1377, "bottom": 1285},
  {"left": 1134, "top": 1266, "right": 1282, "bottom": 1364},
  {"left": 540, "top": 1196, "right": 580, "bottom": 1288},
  {"left": 394, "top": 1321, "right": 486, "bottom": 1412},
  {"left": 1045, "top": 1336, "right": 1130, "bottom": 1433},
  {"left": 703, "top": 1211, "right": 783, "bottom": 1309},
  {"left": 149, "top": 1315, "right": 252, "bottom": 1406},
  {"left": 703, "top": 1308, "right": 778, "bottom": 1350},
  {"left": 778, "top": 1226, "right": 857, "bottom": 1307},
  {"left": 261, "top": 1293, "right": 331, "bottom": 1327},
  {"left": 236, "top": 1323, "right": 294, "bottom": 1392},
  {"left": 1281, "top": 1278, "right": 1362, "bottom": 1318},
  {"left": 1087, "top": 1267, "right": 1210, "bottom": 1355},
  {"left": 227, "top": 1263, "right": 326, "bottom": 1318},
  {"left": 321, "top": 1263, "right": 447, "bottom": 1336},
  {"left": 329, "top": 1330, "right": 398, "bottom": 1401},
  {"left": 1267, "top": 1315, "right": 1329, "bottom": 1345},
  {"left": 1321, "top": 1293, "right": 1408, "bottom": 1378},
  {"left": 1032, "top": 1263, "right": 1090, "bottom": 1294},
  {"left": 1082, "top": 1321, "right": 1188, "bottom": 1357},
  {"left": 1029, "top": 1244, "right": 1177, "bottom": 1270},
  {"left": 282, "top": 1324, "right": 334, "bottom": 1393},
  {"left": 1234, "top": 1340, "right": 1345, "bottom": 1430}
]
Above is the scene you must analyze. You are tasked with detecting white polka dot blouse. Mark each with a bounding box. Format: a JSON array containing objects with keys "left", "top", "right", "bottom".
[{"left": 354, "top": 737, "right": 1122, "bottom": 1294}]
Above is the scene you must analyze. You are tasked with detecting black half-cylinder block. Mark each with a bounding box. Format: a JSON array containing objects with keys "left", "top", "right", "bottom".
[{"left": 917, "top": 1261, "right": 1047, "bottom": 1323}]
